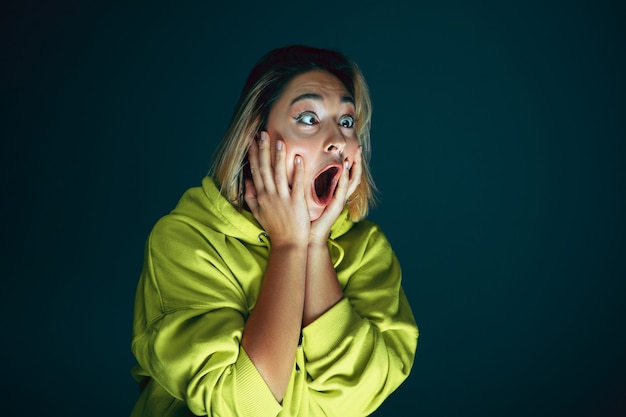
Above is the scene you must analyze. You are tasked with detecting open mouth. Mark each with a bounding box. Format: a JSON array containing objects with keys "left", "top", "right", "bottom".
[{"left": 312, "top": 164, "right": 341, "bottom": 206}]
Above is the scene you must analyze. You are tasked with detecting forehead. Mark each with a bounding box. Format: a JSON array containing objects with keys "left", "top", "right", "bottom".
[{"left": 281, "top": 70, "right": 352, "bottom": 102}]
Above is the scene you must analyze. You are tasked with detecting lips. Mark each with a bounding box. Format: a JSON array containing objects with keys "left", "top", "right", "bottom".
[{"left": 312, "top": 163, "right": 342, "bottom": 206}]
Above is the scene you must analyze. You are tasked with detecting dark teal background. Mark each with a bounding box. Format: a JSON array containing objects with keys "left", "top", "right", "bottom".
[{"left": 3, "top": 1, "right": 625, "bottom": 416}]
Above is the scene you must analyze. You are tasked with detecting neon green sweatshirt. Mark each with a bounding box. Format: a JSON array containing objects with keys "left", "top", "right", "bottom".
[{"left": 130, "top": 176, "right": 418, "bottom": 417}]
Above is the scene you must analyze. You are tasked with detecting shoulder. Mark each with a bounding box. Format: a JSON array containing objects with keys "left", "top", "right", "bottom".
[
  {"left": 333, "top": 219, "right": 397, "bottom": 269},
  {"left": 341, "top": 219, "right": 391, "bottom": 245}
]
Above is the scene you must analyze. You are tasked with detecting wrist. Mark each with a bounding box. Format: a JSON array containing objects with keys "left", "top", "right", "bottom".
[
  {"left": 307, "top": 237, "right": 329, "bottom": 251},
  {"left": 271, "top": 238, "right": 309, "bottom": 252}
]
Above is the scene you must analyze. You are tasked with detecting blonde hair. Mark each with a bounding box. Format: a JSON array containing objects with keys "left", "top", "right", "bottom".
[{"left": 209, "top": 45, "right": 377, "bottom": 222}]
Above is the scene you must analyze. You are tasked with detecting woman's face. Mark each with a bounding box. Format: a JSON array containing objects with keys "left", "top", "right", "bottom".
[{"left": 264, "top": 69, "right": 360, "bottom": 221}]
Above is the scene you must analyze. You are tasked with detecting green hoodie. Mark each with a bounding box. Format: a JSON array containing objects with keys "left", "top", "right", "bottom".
[{"left": 130, "top": 176, "right": 418, "bottom": 417}]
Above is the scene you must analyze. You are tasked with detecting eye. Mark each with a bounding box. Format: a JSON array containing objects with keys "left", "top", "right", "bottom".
[
  {"left": 294, "top": 111, "right": 319, "bottom": 125},
  {"left": 339, "top": 115, "right": 355, "bottom": 128}
]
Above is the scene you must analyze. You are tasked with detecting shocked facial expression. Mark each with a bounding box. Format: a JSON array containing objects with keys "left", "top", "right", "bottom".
[{"left": 264, "top": 70, "right": 360, "bottom": 221}]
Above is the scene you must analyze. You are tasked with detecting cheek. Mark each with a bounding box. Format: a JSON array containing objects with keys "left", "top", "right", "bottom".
[
  {"left": 266, "top": 129, "right": 288, "bottom": 168},
  {"left": 345, "top": 139, "right": 360, "bottom": 162},
  {"left": 270, "top": 127, "right": 309, "bottom": 160},
  {"left": 268, "top": 134, "right": 298, "bottom": 183}
]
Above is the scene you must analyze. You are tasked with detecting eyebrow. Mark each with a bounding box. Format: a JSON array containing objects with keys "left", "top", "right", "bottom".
[{"left": 290, "top": 93, "right": 355, "bottom": 106}]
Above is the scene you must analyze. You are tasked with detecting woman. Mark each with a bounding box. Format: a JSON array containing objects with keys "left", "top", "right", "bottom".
[{"left": 130, "top": 44, "right": 418, "bottom": 417}]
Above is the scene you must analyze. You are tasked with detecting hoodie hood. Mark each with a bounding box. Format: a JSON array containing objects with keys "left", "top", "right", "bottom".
[
  {"left": 170, "top": 176, "right": 355, "bottom": 248},
  {"left": 169, "top": 176, "right": 265, "bottom": 246}
]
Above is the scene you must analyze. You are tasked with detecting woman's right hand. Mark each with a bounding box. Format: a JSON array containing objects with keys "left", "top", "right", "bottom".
[{"left": 244, "top": 131, "right": 310, "bottom": 248}]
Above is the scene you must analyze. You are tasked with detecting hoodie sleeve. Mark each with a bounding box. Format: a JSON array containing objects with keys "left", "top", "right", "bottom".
[
  {"left": 300, "top": 221, "right": 418, "bottom": 416},
  {"left": 131, "top": 216, "right": 282, "bottom": 417}
]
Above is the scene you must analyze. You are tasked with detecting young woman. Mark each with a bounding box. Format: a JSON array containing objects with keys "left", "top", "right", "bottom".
[{"left": 130, "top": 44, "right": 418, "bottom": 417}]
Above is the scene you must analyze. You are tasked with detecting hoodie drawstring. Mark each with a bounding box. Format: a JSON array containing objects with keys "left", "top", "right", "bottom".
[
  {"left": 257, "top": 232, "right": 270, "bottom": 248},
  {"left": 328, "top": 239, "right": 345, "bottom": 268}
]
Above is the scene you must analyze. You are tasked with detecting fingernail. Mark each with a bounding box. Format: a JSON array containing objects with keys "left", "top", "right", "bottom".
[
  {"left": 276, "top": 140, "right": 283, "bottom": 150},
  {"left": 295, "top": 156, "right": 302, "bottom": 165},
  {"left": 344, "top": 159, "right": 349, "bottom": 169},
  {"left": 260, "top": 132, "right": 266, "bottom": 141}
]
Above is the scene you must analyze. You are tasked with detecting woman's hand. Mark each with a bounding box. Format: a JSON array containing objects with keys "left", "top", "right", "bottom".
[
  {"left": 309, "top": 146, "right": 363, "bottom": 244},
  {"left": 242, "top": 132, "right": 310, "bottom": 402},
  {"left": 302, "top": 148, "right": 362, "bottom": 326},
  {"left": 244, "top": 131, "right": 311, "bottom": 248}
]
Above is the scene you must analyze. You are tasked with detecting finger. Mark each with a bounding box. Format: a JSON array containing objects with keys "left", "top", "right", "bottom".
[
  {"left": 247, "top": 136, "right": 265, "bottom": 194},
  {"left": 273, "top": 139, "right": 289, "bottom": 195},
  {"left": 310, "top": 158, "right": 348, "bottom": 234},
  {"left": 290, "top": 154, "right": 306, "bottom": 202},
  {"left": 258, "top": 131, "right": 276, "bottom": 193},
  {"left": 243, "top": 178, "right": 259, "bottom": 215},
  {"left": 346, "top": 146, "right": 363, "bottom": 198},
  {"left": 333, "top": 157, "right": 351, "bottom": 202}
]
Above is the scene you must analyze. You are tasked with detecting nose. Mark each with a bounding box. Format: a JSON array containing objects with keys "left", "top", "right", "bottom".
[{"left": 323, "top": 125, "right": 347, "bottom": 154}]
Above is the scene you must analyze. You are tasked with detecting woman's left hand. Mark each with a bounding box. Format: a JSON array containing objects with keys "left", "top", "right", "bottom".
[{"left": 309, "top": 146, "right": 363, "bottom": 244}]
